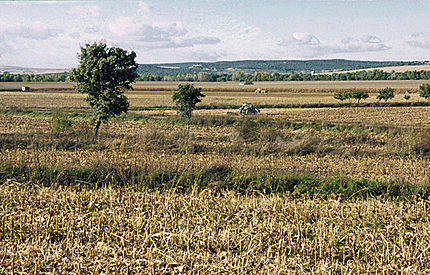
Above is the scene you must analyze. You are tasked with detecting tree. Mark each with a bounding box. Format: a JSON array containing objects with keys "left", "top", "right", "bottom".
[
  {"left": 419, "top": 83, "right": 430, "bottom": 100},
  {"left": 334, "top": 91, "right": 350, "bottom": 102},
  {"left": 351, "top": 89, "right": 369, "bottom": 103},
  {"left": 377, "top": 87, "right": 395, "bottom": 102},
  {"left": 172, "top": 83, "right": 205, "bottom": 123},
  {"left": 70, "top": 42, "right": 138, "bottom": 142}
]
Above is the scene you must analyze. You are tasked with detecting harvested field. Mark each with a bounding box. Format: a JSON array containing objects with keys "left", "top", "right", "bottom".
[
  {"left": 0, "top": 88, "right": 425, "bottom": 110},
  {"left": 1, "top": 81, "right": 430, "bottom": 273},
  {"left": 1, "top": 80, "right": 430, "bottom": 92},
  {"left": 1, "top": 181, "right": 429, "bottom": 273}
]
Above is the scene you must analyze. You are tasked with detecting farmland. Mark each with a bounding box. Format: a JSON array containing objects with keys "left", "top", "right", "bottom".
[{"left": 1, "top": 81, "right": 430, "bottom": 273}]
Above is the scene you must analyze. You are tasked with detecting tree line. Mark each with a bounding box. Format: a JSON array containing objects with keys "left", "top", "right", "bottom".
[
  {"left": 2, "top": 69, "right": 430, "bottom": 83},
  {"left": 0, "top": 73, "right": 67, "bottom": 82},
  {"left": 334, "top": 84, "right": 430, "bottom": 103}
]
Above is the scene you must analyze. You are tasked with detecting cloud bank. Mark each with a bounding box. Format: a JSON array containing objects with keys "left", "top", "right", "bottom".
[{"left": 280, "top": 33, "right": 390, "bottom": 58}]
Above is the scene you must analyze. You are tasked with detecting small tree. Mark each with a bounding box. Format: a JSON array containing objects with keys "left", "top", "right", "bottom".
[
  {"left": 419, "top": 83, "right": 430, "bottom": 100},
  {"left": 377, "top": 87, "right": 395, "bottom": 102},
  {"left": 334, "top": 91, "right": 349, "bottom": 102},
  {"left": 70, "top": 42, "right": 138, "bottom": 142},
  {"left": 404, "top": 91, "right": 411, "bottom": 100},
  {"left": 351, "top": 89, "right": 369, "bottom": 103},
  {"left": 172, "top": 84, "right": 205, "bottom": 124}
]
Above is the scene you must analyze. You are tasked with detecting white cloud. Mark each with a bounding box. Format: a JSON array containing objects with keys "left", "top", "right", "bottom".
[
  {"left": 407, "top": 32, "right": 430, "bottom": 49},
  {"left": 138, "top": 2, "right": 151, "bottom": 16},
  {"left": 69, "top": 5, "right": 100, "bottom": 17},
  {"left": 0, "top": 21, "right": 58, "bottom": 40},
  {"left": 292, "top": 32, "right": 320, "bottom": 45},
  {"left": 280, "top": 33, "right": 390, "bottom": 58},
  {"left": 69, "top": 32, "right": 80, "bottom": 39},
  {"left": 109, "top": 16, "right": 186, "bottom": 42},
  {"left": 108, "top": 16, "right": 220, "bottom": 49},
  {"left": 84, "top": 26, "right": 100, "bottom": 34},
  {"left": 145, "top": 36, "right": 221, "bottom": 49}
]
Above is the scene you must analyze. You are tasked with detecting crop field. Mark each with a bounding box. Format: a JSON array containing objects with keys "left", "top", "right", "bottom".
[
  {"left": 0, "top": 80, "right": 428, "bottom": 110},
  {"left": 1, "top": 81, "right": 430, "bottom": 272}
]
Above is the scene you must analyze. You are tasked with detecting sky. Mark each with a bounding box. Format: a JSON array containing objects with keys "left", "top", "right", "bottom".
[{"left": 0, "top": 0, "right": 429, "bottom": 68}]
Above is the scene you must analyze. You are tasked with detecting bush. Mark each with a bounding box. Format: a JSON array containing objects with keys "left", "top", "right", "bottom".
[
  {"left": 235, "top": 118, "right": 259, "bottom": 140},
  {"left": 391, "top": 128, "right": 430, "bottom": 156},
  {"left": 419, "top": 83, "right": 430, "bottom": 100},
  {"left": 406, "top": 128, "right": 430, "bottom": 155},
  {"left": 52, "top": 111, "right": 72, "bottom": 134},
  {"left": 377, "top": 87, "right": 395, "bottom": 102},
  {"left": 334, "top": 91, "right": 350, "bottom": 102},
  {"left": 351, "top": 89, "right": 369, "bottom": 103}
]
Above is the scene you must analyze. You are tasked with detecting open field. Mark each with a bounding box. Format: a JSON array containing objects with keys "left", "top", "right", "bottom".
[
  {"left": 1, "top": 82, "right": 430, "bottom": 272},
  {"left": 1, "top": 90, "right": 425, "bottom": 109},
  {"left": 321, "top": 64, "right": 430, "bottom": 74},
  {"left": 1, "top": 80, "right": 429, "bottom": 109},
  {"left": 1, "top": 80, "right": 430, "bottom": 91},
  {"left": 2, "top": 181, "right": 429, "bottom": 273}
]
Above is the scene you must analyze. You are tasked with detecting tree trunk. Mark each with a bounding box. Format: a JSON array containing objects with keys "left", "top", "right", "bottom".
[{"left": 92, "top": 120, "right": 101, "bottom": 143}]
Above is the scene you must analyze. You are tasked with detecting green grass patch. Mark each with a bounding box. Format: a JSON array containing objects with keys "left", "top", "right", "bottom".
[{"left": 1, "top": 162, "right": 428, "bottom": 200}]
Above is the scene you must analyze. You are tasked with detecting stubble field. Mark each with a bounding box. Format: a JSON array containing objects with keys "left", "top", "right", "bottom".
[{"left": 1, "top": 81, "right": 430, "bottom": 273}]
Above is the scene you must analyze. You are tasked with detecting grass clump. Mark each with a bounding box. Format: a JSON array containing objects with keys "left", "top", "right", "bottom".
[
  {"left": 1, "top": 162, "right": 428, "bottom": 200},
  {"left": 52, "top": 110, "right": 72, "bottom": 134}
]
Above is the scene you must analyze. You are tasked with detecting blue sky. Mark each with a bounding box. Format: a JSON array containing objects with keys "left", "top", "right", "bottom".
[{"left": 0, "top": 0, "right": 429, "bottom": 68}]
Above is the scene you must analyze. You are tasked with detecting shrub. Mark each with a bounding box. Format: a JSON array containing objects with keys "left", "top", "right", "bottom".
[
  {"left": 52, "top": 111, "right": 72, "bottom": 134},
  {"left": 351, "top": 89, "right": 369, "bottom": 103},
  {"left": 419, "top": 83, "right": 430, "bottom": 100},
  {"left": 235, "top": 118, "right": 259, "bottom": 140},
  {"left": 406, "top": 128, "right": 430, "bottom": 155},
  {"left": 334, "top": 91, "right": 350, "bottom": 102},
  {"left": 377, "top": 87, "right": 395, "bottom": 102}
]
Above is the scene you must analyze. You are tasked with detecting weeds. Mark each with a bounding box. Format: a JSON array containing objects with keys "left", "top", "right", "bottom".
[{"left": 51, "top": 110, "right": 72, "bottom": 134}]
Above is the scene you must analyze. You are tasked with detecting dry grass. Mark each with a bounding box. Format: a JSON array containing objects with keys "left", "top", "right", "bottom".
[
  {"left": 0, "top": 88, "right": 425, "bottom": 110},
  {"left": 131, "top": 80, "right": 430, "bottom": 91},
  {"left": 1, "top": 115, "right": 430, "bottom": 184},
  {"left": 1, "top": 181, "right": 430, "bottom": 273},
  {"left": 2, "top": 82, "right": 430, "bottom": 273}
]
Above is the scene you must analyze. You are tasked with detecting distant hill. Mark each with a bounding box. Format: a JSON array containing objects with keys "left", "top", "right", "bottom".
[
  {"left": 138, "top": 59, "right": 426, "bottom": 75},
  {"left": 0, "top": 66, "right": 69, "bottom": 74}
]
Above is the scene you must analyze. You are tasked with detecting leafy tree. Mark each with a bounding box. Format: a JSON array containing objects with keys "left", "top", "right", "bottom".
[
  {"left": 419, "top": 83, "right": 430, "bottom": 100},
  {"left": 70, "top": 42, "right": 138, "bottom": 142},
  {"left": 377, "top": 87, "right": 395, "bottom": 102},
  {"left": 172, "top": 83, "right": 205, "bottom": 123},
  {"left": 351, "top": 89, "right": 369, "bottom": 103},
  {"left": 334, "top": 91, "right": 350, "bottom": 102}
]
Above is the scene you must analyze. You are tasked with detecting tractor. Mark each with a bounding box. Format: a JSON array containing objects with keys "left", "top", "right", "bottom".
[{"left": 239, "top": 103, "right": 260, "bottom": 115}]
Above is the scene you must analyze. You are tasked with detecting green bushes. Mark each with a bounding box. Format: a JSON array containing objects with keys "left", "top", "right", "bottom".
[
  {"left": 52, "top": 111, "right": 72, "bottom": 134},
  {"left": 377, "top": 87, "right": 395, "bottom": 102},
  {"left": 419, "top": 83, "right": 430, "bottom": 100},
  {"left": 334, "top": 89, "right": 369, "bottom": 103}
]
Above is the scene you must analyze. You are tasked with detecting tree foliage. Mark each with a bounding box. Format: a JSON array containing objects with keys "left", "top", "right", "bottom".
[
  {"left": 333, "top": 90, "right": 369, "bottom": 103},
  {"left": 419, "top": 83, "right": 430, "bottom": 100},
  {"left": 70, "top": 42, "right": 138, "bottom": 141},
  {"left": 172, "top": 84, "right": 205, "bottom": 122},
  {"left": 334, "top": 91, "right": 350, "bottom": 102},
  {"left": 377, "top": 87, "right": 395, "bottom": 102},
  {"left": 351, "top": 89, "right": 369, "bottom": 103}
]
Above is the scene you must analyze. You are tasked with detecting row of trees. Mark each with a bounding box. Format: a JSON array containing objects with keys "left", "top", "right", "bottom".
[
  {"left": 2, "top": 70, "right": 430, "bottom": 83},
  {"left": 334, "top": 84, "right": 430, "bottom": 103},
  {"left": 139, "top": 70, "right": 430, "bottom": 82},
  {"left": 0, "top": 73, "right": 67, "bottom": 82}
]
